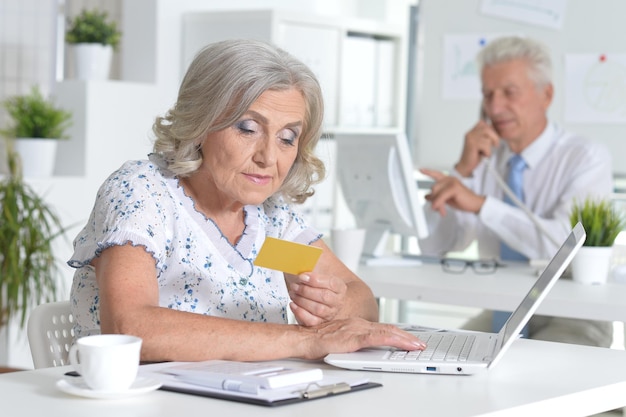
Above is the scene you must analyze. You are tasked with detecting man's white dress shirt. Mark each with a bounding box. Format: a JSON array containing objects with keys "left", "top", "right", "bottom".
[
  {"left": 418, "top": 122, "right": 615, "bottom": 347},
  {"left": 419, "top": 122, "right": 613, "bottom": 261}
]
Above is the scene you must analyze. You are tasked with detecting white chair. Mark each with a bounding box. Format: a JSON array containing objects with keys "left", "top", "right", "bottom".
[{"left": 27, "top": 300, "right": 75, "bottom": 368}]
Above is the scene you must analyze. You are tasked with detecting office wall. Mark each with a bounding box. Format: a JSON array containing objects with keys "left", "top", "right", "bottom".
[{"left": 412, "top": 0, "right": 626, "bottom": 175}]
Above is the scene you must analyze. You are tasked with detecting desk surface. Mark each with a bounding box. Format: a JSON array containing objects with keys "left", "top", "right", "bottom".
[
  {"left": 359, "top": 262, "right": 626, "bottom": 322},
  {"left": 2, "top": 339, "right": 626, "bottom": 417}
]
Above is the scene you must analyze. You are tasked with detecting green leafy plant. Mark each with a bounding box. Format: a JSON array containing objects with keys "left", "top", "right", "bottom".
[
  {"left": 569, "top": 198, "right": 625, "bottom": 247},
  {"left": 0, "top": 143, "right": 65, "bottom": 328},
  {"left": 65, "top": 9, "right": 121, "bottom": 49},
  {"left": 1, "top": 86, "right": 72, "bottom": 140}
]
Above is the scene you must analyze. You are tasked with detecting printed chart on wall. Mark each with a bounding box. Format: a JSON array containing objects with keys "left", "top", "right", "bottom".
[
  {"left": 442, "top": 33, "right": 510, "bottom": 100},
  {"left": 565, "top": 54, "right": 626, "bottom": 124}
]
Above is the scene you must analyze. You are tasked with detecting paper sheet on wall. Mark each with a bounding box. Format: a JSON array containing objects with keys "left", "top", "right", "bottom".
[
  {"left": 565, "top": 54, "right": 626, "bottom": 124},
  {"left": 480, "top": 0, "right": 567, "bottom": 30},
  {"left": 442, "top": 33, "right": 513, "bottom": 100}
]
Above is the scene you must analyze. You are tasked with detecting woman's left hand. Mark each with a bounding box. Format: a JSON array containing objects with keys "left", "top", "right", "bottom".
[{"left": 287, "top": 272, "right": 347, "bottom": 326}]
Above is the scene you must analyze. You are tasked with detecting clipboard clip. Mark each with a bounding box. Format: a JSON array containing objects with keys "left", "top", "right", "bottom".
[{"left": 296, "top": 382, "right": 351, "bottom": 399}]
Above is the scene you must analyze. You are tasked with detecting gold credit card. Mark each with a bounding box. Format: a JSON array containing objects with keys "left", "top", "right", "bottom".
[{"left": 253, "top": 237, "right": 322, "bottom": 275}]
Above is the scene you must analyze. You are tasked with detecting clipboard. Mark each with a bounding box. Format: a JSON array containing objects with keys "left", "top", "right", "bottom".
[{"left": 140, "top": 361, "right": 382, "bottom": 407}]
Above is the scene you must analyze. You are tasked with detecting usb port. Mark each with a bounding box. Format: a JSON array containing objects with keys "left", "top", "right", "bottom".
[{"left": 426, "top": 366, "right": 437, "bottom": 372}]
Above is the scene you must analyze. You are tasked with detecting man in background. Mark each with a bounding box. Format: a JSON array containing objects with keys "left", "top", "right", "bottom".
[{"left": 419, "top": 36, "right": 614, "bottom": 347}]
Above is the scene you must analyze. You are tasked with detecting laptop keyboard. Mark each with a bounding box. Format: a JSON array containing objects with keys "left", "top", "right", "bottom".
[{"left": 389, "top": 333, "right": 476, "bottom": 362}]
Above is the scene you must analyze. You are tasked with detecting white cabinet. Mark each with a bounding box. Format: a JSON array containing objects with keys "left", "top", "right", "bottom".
[
  {"left": 181, "top": 9, "right": 407, "bottom": 132},
  {"left": 277, "top": 21, "right": 341, "bottom": 127},
  {"left": 339, "top": 34, "right": 398, "bottom": 128}
]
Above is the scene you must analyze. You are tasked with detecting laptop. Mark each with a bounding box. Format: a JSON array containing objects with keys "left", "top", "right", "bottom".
[{"left": 324, "top": 222, "right": 585, "bottom": 375}]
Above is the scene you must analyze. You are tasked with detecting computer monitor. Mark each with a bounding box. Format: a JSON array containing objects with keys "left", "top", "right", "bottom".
[{"left": 333, "top": 131, "right": 429, "bottom": 261}]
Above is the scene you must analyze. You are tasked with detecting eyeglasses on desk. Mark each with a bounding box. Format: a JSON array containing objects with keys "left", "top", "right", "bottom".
[{"left": 440, "top": 258, "right": 504, "bottom": 274}]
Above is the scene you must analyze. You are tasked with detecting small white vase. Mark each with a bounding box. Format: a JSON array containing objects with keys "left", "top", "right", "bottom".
[
  {"left": 14, "top": 138, "right": 58, "bottom": 177},
  {"left": 570, "top": 246, "right": 613, "bottom": 285},
  {"left": 72, "top": 43, "right": 113, "bottom": 80}
]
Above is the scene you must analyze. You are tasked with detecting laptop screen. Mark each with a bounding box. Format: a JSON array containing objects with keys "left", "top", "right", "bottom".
[{"left": 490, "top": 223, "right": 585, "bottom": 367}]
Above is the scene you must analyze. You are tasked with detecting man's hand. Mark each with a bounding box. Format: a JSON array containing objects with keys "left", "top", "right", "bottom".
[
  {"left": 455, "top": 120, "right": 499, "bottom": 177},
  {"left": 420, "top": 168, "right": 486, "bottom": 216}
]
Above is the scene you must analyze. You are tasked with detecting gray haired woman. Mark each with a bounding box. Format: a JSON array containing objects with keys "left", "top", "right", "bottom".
[{"left": 69, "top": 39, "right": 425, "bottom": 362}]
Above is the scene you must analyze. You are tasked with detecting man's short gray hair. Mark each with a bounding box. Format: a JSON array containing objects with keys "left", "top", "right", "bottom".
[{"left": 477, "top": 36, "right": 552, "bottom": 87}]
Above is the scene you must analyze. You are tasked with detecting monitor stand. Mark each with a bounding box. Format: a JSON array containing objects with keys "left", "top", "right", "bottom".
[{"left": 361, "top": 226, "right": 423, "bottom": 266}]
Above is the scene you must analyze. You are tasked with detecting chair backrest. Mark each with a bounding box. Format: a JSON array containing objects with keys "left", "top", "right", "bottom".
[{"left": 27, "top": 300, "right": 75, "bottom": 368}]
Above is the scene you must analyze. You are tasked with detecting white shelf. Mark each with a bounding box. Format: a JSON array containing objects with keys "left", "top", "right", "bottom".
[{"left": 54, "top": 80, "right": 160, "bottom": 178}]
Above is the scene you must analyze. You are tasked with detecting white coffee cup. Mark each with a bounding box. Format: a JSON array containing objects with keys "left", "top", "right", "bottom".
[
  {"left": 69, "top": 334, "right": 142, "bottom": 392},
  {"left": 331, "top": 228, "right": 367, "bottom": 272}
]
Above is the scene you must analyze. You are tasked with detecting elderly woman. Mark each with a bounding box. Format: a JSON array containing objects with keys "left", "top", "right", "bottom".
[{"left": 68, "top": 39, "right": 425, "bottom": 362}]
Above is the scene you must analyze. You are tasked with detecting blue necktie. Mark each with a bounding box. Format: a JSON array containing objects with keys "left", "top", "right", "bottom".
[
  {"left": 493, "top": 154, "right": 529, "bottom": 335},
  {"left": 499, "top": 154, "right": 528, "bottom": 261}
]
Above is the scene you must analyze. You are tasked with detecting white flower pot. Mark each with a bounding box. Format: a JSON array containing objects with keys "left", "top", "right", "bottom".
[
  {"left": 14, "top": 138, "right": 58, "bottom": 177},
  {"left": 570, "top": 246, "right": 613, "bottom": 285},
  {"left": 72, "top": 43, "right": 113, "bottom": 80}
]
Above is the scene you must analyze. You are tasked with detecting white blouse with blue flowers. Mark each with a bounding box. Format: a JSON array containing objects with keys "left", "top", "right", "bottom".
[{"left": 68, "top": 158, "right": 321, "bottom": 337}]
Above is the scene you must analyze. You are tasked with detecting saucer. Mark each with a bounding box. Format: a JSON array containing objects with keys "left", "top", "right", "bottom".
[{"left": 56, "top": 376, "right": 162, "bottom": 399}]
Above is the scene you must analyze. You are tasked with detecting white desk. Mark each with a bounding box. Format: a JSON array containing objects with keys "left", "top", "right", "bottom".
[
  {"left": 359, "top": 263, "right": 626, "bottom": 322},
  {"left": 2, "top": 339, "right": 626, "bottom": 416}
]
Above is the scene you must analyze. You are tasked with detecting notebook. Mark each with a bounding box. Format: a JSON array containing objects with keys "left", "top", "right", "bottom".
[{"left": 324, "top": 222, "right": 585, "bottom": 375}]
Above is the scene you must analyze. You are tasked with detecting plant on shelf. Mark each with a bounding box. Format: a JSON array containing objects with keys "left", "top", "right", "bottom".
[
  {"left": 65, "top": 9, "right": 121, "bottom": 48},
  {"left": 1, "top": 86, "right": 72, "bottom": 140},
  {"left": 569, "top": 198, "right": 625, "bottom": 247},
  {"left": 65, "top": 9, "right": 121, "bottom": 80},
  {"left": 0, "top": 138, "right": 65, "bottom": 330},
  {"left": 1, "top": 86, "right": 72, "bottom": 177}
]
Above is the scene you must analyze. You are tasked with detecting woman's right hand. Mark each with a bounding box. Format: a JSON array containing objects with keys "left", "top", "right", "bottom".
[{"left": 301, "top": 318, "right": 427, "bottom": 360}]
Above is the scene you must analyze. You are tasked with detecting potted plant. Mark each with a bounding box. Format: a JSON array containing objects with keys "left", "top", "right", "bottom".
[
  {"left": 0, "top": 139, "right": 65, "bottom": 331},
  {"left": 65, "top": 9, "right": 122, "bottom": 80},
  {"left": 569, "top": 198, "right": 625, "bottom": 285},
  {"left": 1, "top": 86, "right": 72, "bottom": 177}
]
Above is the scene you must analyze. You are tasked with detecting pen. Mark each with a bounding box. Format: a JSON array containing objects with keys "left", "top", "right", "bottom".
[{"left": 174, "top": 374, "right": 260, "bottom": 394}]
